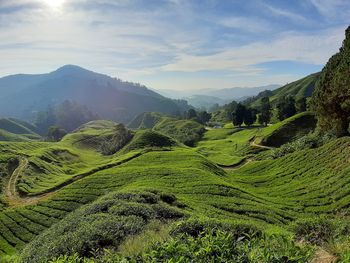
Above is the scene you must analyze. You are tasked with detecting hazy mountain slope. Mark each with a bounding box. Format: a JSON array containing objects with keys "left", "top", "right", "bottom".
[
  {"left": 0, "top": 65, "right": 186, "bottom": 123},
  {"left": 183, "top": 95, "right": 227, "bottom": 110},
  {"left": 0, "top": 118, "right": 41, "bottom": 141},
  {"left": 156, "top": 85, "right": 280, "bottom": 101}
]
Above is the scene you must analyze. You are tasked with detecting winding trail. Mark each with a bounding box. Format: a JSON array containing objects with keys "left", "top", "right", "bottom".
[
  {"left": 4, "top": 152, "right": 143, "bottom": 207},
  {"left": 250, "top": 140, "right": 273, "bottom": 150}
]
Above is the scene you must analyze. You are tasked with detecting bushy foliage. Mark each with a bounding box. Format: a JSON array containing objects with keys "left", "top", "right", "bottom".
[
  {"left": 311, "top": 26, "right": 350, "bottom": 136},
  {"left": 270, "top": 132, "right": 335, "bottom": 158},
  {"left": 49, "top": 220, "right": 313, "bottom": 263}
]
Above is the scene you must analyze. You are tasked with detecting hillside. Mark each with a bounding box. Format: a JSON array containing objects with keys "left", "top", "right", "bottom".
[
  {"left": 248, "top": 73, "right": 320, "bottom": 108},
  {"left": 0, "top": 65, "right": 189, "bottom": 123}
]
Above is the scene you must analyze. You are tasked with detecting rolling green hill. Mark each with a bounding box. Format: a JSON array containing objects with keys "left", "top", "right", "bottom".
[{"left": 0, "top": 114, "right": 349, "bottom": 262}]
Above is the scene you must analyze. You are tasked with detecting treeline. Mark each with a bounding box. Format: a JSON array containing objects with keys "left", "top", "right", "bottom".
[
  {"left": 213, "top": 95, "right": 306, "bottom": 128},
  {"left": 35, "top": 100, "right": 98, "bottom": 138}
]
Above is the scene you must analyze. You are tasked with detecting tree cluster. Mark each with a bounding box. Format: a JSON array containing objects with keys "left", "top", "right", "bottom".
[
  {"left": 311, "top": 26, "right": 350, "bottom": 136},
  {"left": 184, "top": 109, "right": 211, "bottom": 125},
  {"left": 231, "top": 103, "right": 257, "bottom": 127}
]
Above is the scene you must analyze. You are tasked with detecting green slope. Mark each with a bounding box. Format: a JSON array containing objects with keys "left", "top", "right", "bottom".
[{"left": 0, "top": 118, "right": 41, "bottom": 142}]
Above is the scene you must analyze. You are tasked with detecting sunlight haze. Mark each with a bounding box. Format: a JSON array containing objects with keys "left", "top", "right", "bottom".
[{"left": 0, "top": 0, "right": 349, "bottom": 90}]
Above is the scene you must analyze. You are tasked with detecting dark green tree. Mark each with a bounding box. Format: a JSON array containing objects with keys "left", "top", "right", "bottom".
[
  {"left": 186, "top": 109, "right": 197, "bottom": 120},
  {"left": 276, "top": 96, "right": 296, "bottom": 121},
  {"left": 232, "top": 103, "right": 246, "bottom": 127},
  {"left": 197, "top": 111, "right": 211, "bottom": 124},
  {"left": 244, "top": 108, "right": 256, "bottom": 126},
  {"left": 311, "top": 26, "right": 350, "bottom": 136},
  {"left": 259, "top": 97, "right": 271, "bottom": 126}
]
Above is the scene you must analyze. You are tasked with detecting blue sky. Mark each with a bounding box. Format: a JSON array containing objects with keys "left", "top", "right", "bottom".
[{"left": 0, "top": 0, "right": 349, "bottom": 90}]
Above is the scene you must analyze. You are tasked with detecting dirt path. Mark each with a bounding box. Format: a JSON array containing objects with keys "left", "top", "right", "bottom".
[
  {"left": 6, "top": 158, "right": 29, "bottom": 205},
  {"left": 311, "top": 249, "right": 337, "bottom": 263},
  {"left": 250, "top": 140, "right": 273, "bottom": 150},
  {"left": 219, "top": 158, "right": 253, "bottom": 171},
  {"left": 5, "top": 152, "right": 143, "bottom": 207}
]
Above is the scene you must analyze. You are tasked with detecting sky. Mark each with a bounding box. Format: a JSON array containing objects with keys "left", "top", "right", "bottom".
[{"left": 0, "top": 0, "right": 349, "bottom": 91}]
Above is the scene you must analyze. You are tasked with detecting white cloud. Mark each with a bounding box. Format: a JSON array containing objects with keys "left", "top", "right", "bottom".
[{"left": 160, "top": 27, "right": 345, "bottom": 73}]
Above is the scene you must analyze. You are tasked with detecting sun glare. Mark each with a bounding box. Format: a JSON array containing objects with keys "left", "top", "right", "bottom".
[{"left": 43, "top": 0, "right": 65, "bottom": 9}]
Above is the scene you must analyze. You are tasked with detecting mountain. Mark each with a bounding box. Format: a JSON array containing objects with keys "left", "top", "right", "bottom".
[
  {"left": 156, "top": 85, "right": 280, "bottom": 110},
  {"left": 247, "top": 73, "right": 320, "bottom": 108},
  {"left": 0, "top": 65, "right": 189, "bottom": 123}
]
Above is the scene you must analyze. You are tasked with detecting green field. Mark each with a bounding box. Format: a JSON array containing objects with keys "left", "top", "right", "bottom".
[{"left": 0, "top": 118, "right": 349, "bottom": 262}]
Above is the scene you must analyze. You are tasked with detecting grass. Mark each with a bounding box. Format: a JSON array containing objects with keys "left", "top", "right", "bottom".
[{"left": 195, "top": 127, "right": 262, "bottom": 166}]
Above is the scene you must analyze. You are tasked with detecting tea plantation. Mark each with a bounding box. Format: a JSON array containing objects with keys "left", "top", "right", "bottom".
[{"left": 0, "top": 117, "right": 349, "bottom": 262}]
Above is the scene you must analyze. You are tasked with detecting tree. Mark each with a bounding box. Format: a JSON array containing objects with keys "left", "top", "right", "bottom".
[
  {"left": 296, "top": 97, "right": 307, "bottom": 113},
  {"left": 47, "top": 126, "right": 67, "bottom": 142},
  {"left": 197, "top": 111, "right": 211, "bottom": 124},
  {"left": 311, "top": 26, "right": 350, "bottom": 136},
  {"left": 244, "top": 108, "right": 256, "bottom": 126},
  {"left": 259, "top": 97, "right": 271, "bottom": 126},
  {"left": 186, "top": 109, "right": 197, "bottom": 120},
  {"left": 232, "top": 103, "right": 246, "bottom": 127},
  {"left": 276, "top": 96, "right": 296, "bottom": 121}
]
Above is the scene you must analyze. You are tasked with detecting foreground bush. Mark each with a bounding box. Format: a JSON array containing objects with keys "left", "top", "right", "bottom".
[
  {"left": 21, "top": 191, "right": 185, "bottom": 263},
  {"left": 50, "top": 220, "right": 314, "bottom": 263}
]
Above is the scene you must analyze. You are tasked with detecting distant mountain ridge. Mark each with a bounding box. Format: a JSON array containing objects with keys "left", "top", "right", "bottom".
[
  {"left": 156, "top": 85, "right": 280, "bottom": 110},
  {"left": 156, "top": 84, "right": 280, "bottom": 100},
  {"left": 0, "top": 65, "right": 189, "bottom": 123}
]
